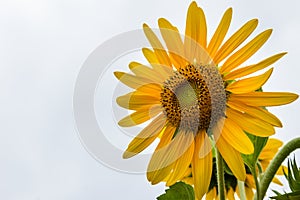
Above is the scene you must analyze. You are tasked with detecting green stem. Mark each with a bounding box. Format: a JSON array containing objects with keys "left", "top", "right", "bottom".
[
  {"left": 238, "top": 180, "right": 246, "bottom": 200},
  {"left": 258, "top": 137, "right": 300, "bottom": 200},
  {"left": 216, "top": 150, "right": 226, "bottom": 200},
  {"left": 251, "top": 165, "right": 260, "bottom": 200}
]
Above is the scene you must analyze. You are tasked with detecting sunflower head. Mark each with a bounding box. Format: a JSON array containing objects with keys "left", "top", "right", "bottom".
[
  {"left": 114, "top": 1, "right": 298, "bottom": 199},
  {"left": 160, "top": 64, "right": 226, "bottom": 132}
]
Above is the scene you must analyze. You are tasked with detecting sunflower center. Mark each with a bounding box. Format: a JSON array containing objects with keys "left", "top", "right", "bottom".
[
  {"left": 175, "top": 81, "right": 198, "bottom": 108},
  {"left": 161, "top": 64, "right": 226, "bottom": 132}
]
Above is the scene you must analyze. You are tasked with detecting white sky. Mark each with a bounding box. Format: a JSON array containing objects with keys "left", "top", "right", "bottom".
[{"left": 0, "top": 0, "right": 299, "bottom": 200}]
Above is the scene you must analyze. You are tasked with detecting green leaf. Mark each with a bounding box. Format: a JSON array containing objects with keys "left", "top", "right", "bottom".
[
  {"left": 157, "top": 182, "right": 195, "bottom": 200},
  {"left": 272, "top": 156, "right": 300, "bottom": 199},
  {"left": 271, "top": 191, "right": 300, "bottom": 200},
  {"left": 284, "top": 157, "right": 300, "bottom": 192},
  {"left": 291, "top": 157, "right": 300, "bottom": 181},
  {"left": 242, "top": 133, "right": 268, "bottom": 169}
]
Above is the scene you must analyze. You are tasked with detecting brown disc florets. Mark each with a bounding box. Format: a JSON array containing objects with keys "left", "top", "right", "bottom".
[{"left": 160, "top": 64, "right": 226, "bottom": 133}]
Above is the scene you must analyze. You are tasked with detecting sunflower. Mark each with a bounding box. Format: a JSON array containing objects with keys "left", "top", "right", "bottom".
[
  {"left": 203, "top": 138, "right": 287, "bottom": 200},
  {"left": 205, "top": 174, "right": 255, "bottom": 200},
  {"left": 114, "top": 1, "right": 298, "bottom": 199}
]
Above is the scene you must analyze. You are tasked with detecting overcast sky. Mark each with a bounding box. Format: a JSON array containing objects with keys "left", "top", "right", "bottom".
[{"left": 0, "top": 0, "right": 299, "bottom": 200}]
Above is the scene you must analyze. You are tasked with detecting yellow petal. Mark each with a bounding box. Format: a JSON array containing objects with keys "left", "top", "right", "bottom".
[
  {"left": 123, "top": 114, "right": 166, "bottom": 158},
  {"left": 129, "top": 61, "right": 165, "bottom": 83},
  {"left": 166, "top": 132, "right": 194, "bottom": 186},
  {"left": 229, "top": 92, "right": 299, "bottom": 107},
  {"left": 226, "top": 68, "right": 273, "bottom": 94},
  {"left": 197, "top": 7, "right": 207, "bottom": 48},
  {"left": 192, "top": 130, "right": 213, "bottom": 200},
  {"left": 142, "top": 47, "right": 159, "bottom": 64},
  {"left": 181, "top": 177, "right": 194, "bottom": 186},
  {"left": 276, "top": 166, "right": 288, "bottom": 176},
  {"left": 224, "top": 52, "right": 287, "bottom": 80},
  {"left": 183, "top": 166, "right": 192, "bottom": 178},
  {"left": 227, "top": 187, "right": 235, "bottom": 200},
  {"left": 262, "top": 138, "right": 283, "bottom": 151},
  {"left": 143, "top": 23, "right": 172, "bottom": 67},
  {"left": 227, "top": 100, "right": 282, "bottom": 127},
  {"left": 195, "top": 6, "right": 209, "bottom": 64},
  {"left": 245, "top": 186, "right": 254, "bottom": 200},
  {"left": 259, "top": 138, "right": 283, "bottom": 160},
  {"left": 260, "top": 160, "right": 269, "bottom": 171},
  {"left": 158, "top": 18, "right": 186, "bottom": 68},
  {"left": 237, "top": 182, "right": 254, "bottom": 200},
  {"left": 221, "top": 29, "right": 272, "bottom": 73},
  {"left": 259, "top": 150, "right": 277, "bottom": 161},
  {"left": 142, "top": 48, "right": 174, "bottom": 78},
  {"left": 222, "top": 118, "right": 254, "bottom": 154},
  {"left": 207, "top": 8, "right": 232, "bottom": 59},
  {"left": 156, "top": 125, "right": 176, "bottom": 150},
  {"left": 226, "top": 107, "right": 275, "bottom": 137},
  {"left": 146, "top": 125, "right": 176, "bottom": 182},
  {"left": 147, "top": 130, "right": 193, "bottom": 184},
  {"left": 158, "top": 18, "right": 184, "bottom": 54},
  {"left": 116, "top": 92, "right": 160, "bottom": 110},
  {"left": 184, "top": 2, "right": 207, "bottom": 49},
  {"left": 216, "top": 134, "right": 246, "bottom": 181},
  {"left": 114, "top": 71, "right": 152, "bottom": 89},
  {"left": 265, "top": 138, "right": 283, "bottom": 150},
  {"left": 272, "top": 177, "right": 283, "bottom": 185},
  {"left": 135, "top": 83, "right": 162, "bottom": 95},
  {"left": 245, "top": 174, "right": 256, "bottom": 188},
  {"left": 184, "top": 2, "right": 199, "bottom": 62},
  {"left": 118, "top": 105, "right": 162, "bottom": 127},
  {"left": 184, "top": 2, "right": 209, "bottom": 64},
  {"left": 214, "top": 19, "right": 258, "bottom": 64},
  {"left": 206, "top": 187, "right": 217, "bottom": 200}
]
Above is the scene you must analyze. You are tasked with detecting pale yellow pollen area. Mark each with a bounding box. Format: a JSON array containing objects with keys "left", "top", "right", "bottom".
[{"left": 175, "top": 82, "right": 198, "bottom": 109}]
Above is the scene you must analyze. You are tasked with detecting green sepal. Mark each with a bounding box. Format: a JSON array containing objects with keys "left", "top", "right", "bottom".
[{"left": 157, "top": 182, "right": 194, "bottom": 200}]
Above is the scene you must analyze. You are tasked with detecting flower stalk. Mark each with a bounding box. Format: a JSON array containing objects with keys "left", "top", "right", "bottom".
[
  {"left": 251, "top": 165, "right": 260, "bottom": 200},
  {"left": 238, "top": 180, "right": 246, "bottom": 200},
  {"left": 216, "top": 149, "right": 226, "bottom": 200},
  {"left": 258, "top": 137, "right": 300, "bottom": 200}
]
